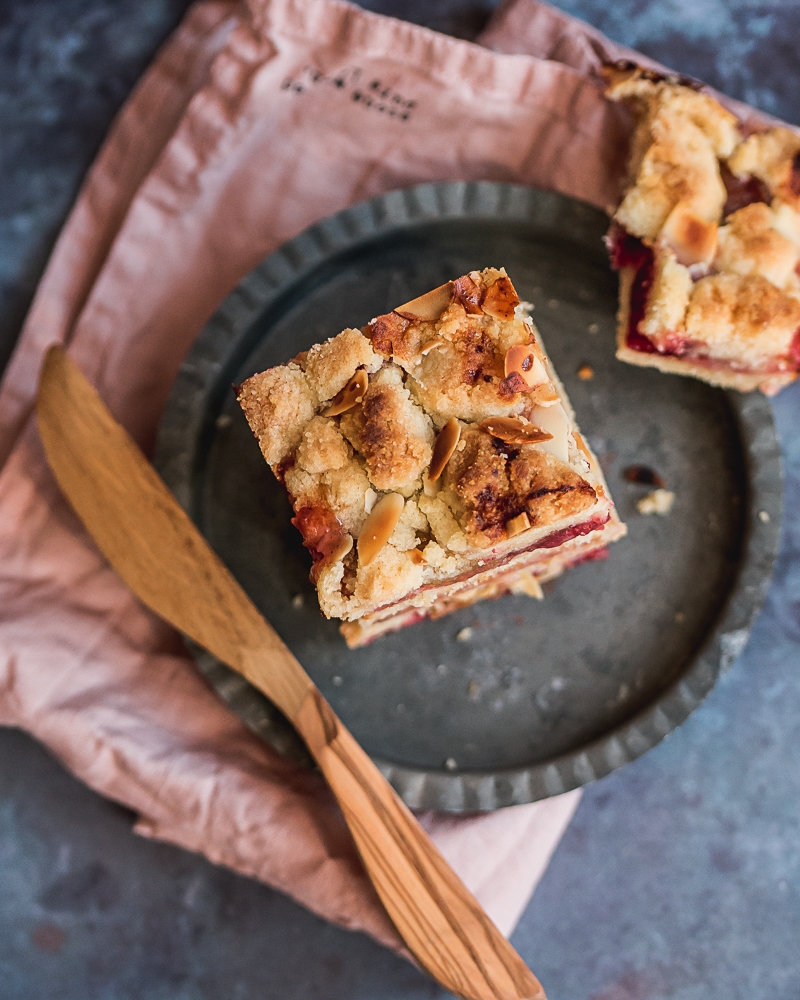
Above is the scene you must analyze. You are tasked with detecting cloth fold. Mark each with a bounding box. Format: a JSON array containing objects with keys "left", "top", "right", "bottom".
[{"left": 0, "top": 0, "right": 768, "bottom": 953}]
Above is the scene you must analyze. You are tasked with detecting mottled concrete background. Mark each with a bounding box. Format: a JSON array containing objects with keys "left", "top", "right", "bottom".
[{"left": 2, "top": 2, "right": 800, "bottom": 998}]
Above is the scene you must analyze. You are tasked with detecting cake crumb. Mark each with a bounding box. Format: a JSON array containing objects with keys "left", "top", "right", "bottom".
[
  {"left": 758, "top": 510, "right": 771, "bottom": 523},
  {"left": 456, "top": 627, "right": 473, "bottom": 642},
  {"left": 468, "top": 681, "right": 480, "bottom": 700},
  {"left": 332, "top": 675, "right": 343, "bottom": 686},
  {"left": 215, "top": 413, "right": 233, "bottom": 429},
  {"left": 637, "top": 488, "right": 675, "bottom": 516},
  {"left": 436, "top": 663, "right": 448, "bottom": 675},
  {"left": 588, "top": 322, "right": 600, "bottom": 334},
  {"left": 291, "top": 594, "right": 304, "bottom": 609},
  {"left": 674, "top": 611, "right": 685, "bottom": 623},
  {"left": 445, "top": 757, "right": 458, "bottom": 770},
  {"left": 577, "top": 364, "right": 594, "bottom": 380}
]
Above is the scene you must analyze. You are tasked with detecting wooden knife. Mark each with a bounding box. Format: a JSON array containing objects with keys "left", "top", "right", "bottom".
[{"left": 36, "top": 345, "right": 546, "bottom": 1000}]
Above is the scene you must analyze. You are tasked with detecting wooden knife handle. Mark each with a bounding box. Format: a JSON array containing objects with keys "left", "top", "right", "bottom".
[{"left": 293, "top": 687, "right": 546, "bottom": 1000}]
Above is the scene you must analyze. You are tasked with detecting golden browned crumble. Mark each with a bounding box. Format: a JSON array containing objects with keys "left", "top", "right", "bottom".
[
  {"left": 606, "top": 63, "right": 800, "bottom": 394},
  {"left": 238, "top": 269, "right": 625, "bottom": 644}
]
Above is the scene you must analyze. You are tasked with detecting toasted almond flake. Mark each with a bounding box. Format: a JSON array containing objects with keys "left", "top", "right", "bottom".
[
  {"left": 529, "top": 403, "right": 570, "bottom": 462},
  {"left": 481, "top": 276, "right": 520, "bottom": 319},
  {"left": 508, "top": 572, "right": 544, "bottom": 599},
  {"left": 573, "top": 432, "right": 593, "bottom": 465},
  {"left": 322, "top": 369, "right": 368, "bottom": 416},
  {"left": 662, "top": 204, "right": 718, "bottom": 266},
  {"left": 478, "top": 416, "right": 553, "bottom": 445},
  {"left": 357, "top": 492, "right": 404, "bottom": 566},
  {"left": 409, "top": 548, "right": 425, "bottom": 565},
  {"left": 419, "top": 338, "right": 445, "bottom": 356},
  {"left": 504, "top": 344, "right": 549, "bottom": 389},
  {"left": 452, "top": 275, "right": 483, "bottom": 314},
  {"left": 394, "top": 283, "right": 453, "bottom": 322},
  {"left": 428, "top": 418, "right": 461, "bottom": 482},
  {"left": 505, "top": 511, "right": 531, "bottom": 538},
  {"left": 326, "top": 533, "right": 353, "bottom": 564},
  {"left": 529, "top": 384, "right": 561, "bottom": 407},
  {"left": 364, "top": 488, "right": 378, "bottom": 513},
  {"left": 422, "top": 471, "right": 440, "bottom": 496}
]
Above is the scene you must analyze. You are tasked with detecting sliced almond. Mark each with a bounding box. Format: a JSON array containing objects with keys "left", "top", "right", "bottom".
[
  {"left": 326, "top": 533, "right": 354, "bottom": 564},
  {"left": 422, "top": 470, "right": 440, "bottom": 497},
  {"left": 428, "top": 418, "right": 461, "bottom": 482},
  {"left": 478, "top": 416, "right": 553, "bottom": 445},
  {"left": 363, "top": 488, "right": 379, "bottom": 513},
  {"left": 394, "top": 283, "right": 453, "bottom": 322},
  {"left": 508, "top": 572, "right": 543, "bottom": 599},
  {"left": 452, "top": 274, "right": 484, "bottom": 314},
  {"left": 419, "top": 338, "right": 445, "bottom": 356},
  {"left": 504, "top": 344, "right": 549, "bottom": 389},
  {"left": 505, "top": 511, "right": 531, "bottom": 538},
  {"left": 408, "top": 548, "right": 425, "bottom": 565},
  {"left": 322, "top": 369, "right": 368, "bottom": 417},
  {"left": 529, "top": 403, "right": 571, "bottom": 463},
  {"left": 357, "top": 492, "right": 404, "bottom": 566},
  {"left": 529, "top": 384, "right": 561, "bottom": 407},
  {"left": 573, "top": 432, "right": 593, "bottom": 464},
  {"left": 661, "top": 204, "right": 718, "bottom": 266},
  {"left": 481, "top": 276, "right": 520, "bottom": 319}
]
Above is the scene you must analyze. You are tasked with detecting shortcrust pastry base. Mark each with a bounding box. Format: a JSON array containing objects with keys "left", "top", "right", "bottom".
[{"left": 341, "top": 511, "right": 625, "bottom": 647}]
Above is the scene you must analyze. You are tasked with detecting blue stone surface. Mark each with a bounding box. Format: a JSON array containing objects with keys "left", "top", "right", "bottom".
[{"left": 1, "top": 1, "right": 800, "bottom": 997}]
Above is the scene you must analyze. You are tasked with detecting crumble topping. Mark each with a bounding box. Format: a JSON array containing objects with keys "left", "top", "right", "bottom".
[
  {"left": 605, "top": 68, "right": 739, "bottom": 240},
  {"left": 605, "top": 62, "right": 800, "bottom": 391},
  {"left": 237, "top": 268, "right": 621, "bottom": 624},
  {"left": 685, "top": 273, "right": 800, "bottom": 367}
]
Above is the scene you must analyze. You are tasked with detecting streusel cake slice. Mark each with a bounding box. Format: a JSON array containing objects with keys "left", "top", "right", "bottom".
[
  {"left": 606, "top": 62, "right": 800, "bottom": 395},
  {"left": 237, "top": 269, "right": 626, "bottom": 647}
]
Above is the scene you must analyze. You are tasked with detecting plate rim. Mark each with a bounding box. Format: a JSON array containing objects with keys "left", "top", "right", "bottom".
[{"left": 155, "top": 180, "right": 783, "bottom": 812}]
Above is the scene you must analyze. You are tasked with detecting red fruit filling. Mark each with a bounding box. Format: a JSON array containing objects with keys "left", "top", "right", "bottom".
[
  {"left": 292, "top": 505, "right": 350, "bottom": 582},
  {"left": 790, "top": 152, "right": 800, "bottom": 197},
  {"left": 532, "top": 515, "right": 610, "bottom": 550},
  {"left": 608, "top": 223, "right": 800, "bottom": 372},
  {"left": 721, "top": 164, "right": 771, "bottom": 218},
  {"left": 605, "top": 222, "right": 651, "bottom": 271}
]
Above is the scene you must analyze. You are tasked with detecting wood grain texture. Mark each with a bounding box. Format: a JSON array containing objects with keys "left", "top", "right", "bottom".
[{"left": 36, "top": 346, "right": 546, "bottom": 1000}]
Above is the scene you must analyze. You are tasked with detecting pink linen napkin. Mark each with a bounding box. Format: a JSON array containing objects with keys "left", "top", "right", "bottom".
[
  {"left": 1, "top": 0, "right": 740, "bottom": 955},
  {"left": 480, "top": 0, "right": 779, "bottom": 133}
]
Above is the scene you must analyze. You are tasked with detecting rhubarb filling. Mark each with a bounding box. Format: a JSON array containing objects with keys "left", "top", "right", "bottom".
[{"left": 608, "top": 222, "right": 800, "bottom": 375}]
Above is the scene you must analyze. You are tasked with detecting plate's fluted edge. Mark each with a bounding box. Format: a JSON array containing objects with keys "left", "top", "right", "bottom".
[{"left": 154, "top": 181, "right": 782, "bottom": 813}]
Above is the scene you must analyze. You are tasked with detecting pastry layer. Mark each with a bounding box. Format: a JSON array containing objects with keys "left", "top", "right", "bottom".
[
  {"left": 605, "top": 62, "right": 800, "bottom": 395},
  {"left": 341, "top": 513, "right": 623, "bottom": 646},
  {"left": 237, "top": 268, "right": 626, "bottom": 640}
]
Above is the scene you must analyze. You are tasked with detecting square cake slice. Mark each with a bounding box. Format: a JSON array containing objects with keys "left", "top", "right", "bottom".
[
  {"left": 237, "top": 268, "right": 626, "bottom": 647},
  {"left": 605, "top": 62, "right": 800, "bottom": 396}
]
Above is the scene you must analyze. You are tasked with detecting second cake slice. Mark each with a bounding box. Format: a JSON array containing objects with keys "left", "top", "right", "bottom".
[{"left": 238, "top": 268, "right": 626, "bottom": 646}]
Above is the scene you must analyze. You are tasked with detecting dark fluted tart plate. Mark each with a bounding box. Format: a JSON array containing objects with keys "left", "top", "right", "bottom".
[{"left": 154, "top": 182, "right": 781, "bottom": 812}]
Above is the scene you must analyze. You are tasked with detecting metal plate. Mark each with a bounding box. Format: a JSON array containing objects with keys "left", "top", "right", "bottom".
[{"left": 154, "top": 182, "right": 781, "bottom": 812}]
